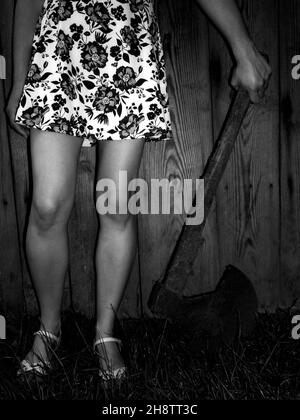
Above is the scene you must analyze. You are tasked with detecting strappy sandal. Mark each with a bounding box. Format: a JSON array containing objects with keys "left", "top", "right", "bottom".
[
  {"left": 17, "top": 329, "right": 61, "bottom": 377},
  {"left": 94, "top": 337, "right": 127, "bottom": 381}
]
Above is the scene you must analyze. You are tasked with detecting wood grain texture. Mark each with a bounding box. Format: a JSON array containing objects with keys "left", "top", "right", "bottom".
[
  {"left": 0, "top": 1, "right": 23, "bottom": 318},
  {"left": 209, "top": 0, "right": 280, "bottom": 310},
  {"left": 170, "top": 0, "right": 220, "bottom": 298},
  {"left": 138, "top": 0, "right": 219, "bottom": 317},
  {"left": 0, "top": 0, "right": 30, "bottom": 317},
  {"left": 279, "top": 0, "right": 300, "bottom": 307},
  {"left": 67, "top": 149, "right": 97, "bottom": 318}
]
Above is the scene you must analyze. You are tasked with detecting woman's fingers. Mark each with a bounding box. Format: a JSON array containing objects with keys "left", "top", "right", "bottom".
[
  {"left": 247, "top": 82, "right": 268, "bottom": 104},
  {"left": 248, "top": 88, "right": 261, "bottom": 104},
  {"left": 13, "top": 122, "right": 29, "bottom": 138},
  {"left": 230, "top": 71, "right": 239, "bottom": 89},
  {"left": 15, "top": 124, "right": 29, "bottom": 138}
]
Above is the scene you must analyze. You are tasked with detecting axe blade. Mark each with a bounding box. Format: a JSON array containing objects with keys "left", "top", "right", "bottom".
[{"left": 150, "top": 265, "right": 258, "bottom": 346}]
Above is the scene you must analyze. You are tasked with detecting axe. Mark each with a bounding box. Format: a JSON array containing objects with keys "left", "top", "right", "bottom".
[{"left": 148, "top": 86, "right": 258, "bottom": 340}]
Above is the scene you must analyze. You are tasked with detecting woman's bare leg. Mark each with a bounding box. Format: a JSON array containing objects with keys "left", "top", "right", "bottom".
[
  {"left": 25, "top": 128, "right": 83, "bottom": 364},
  {"left": 94, "top": 139, "right": 145, "bottom": 371}
]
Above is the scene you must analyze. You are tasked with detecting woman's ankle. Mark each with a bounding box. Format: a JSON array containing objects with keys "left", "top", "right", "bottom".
[
  {"left": 39, "top": 317, "right": 61, "bottom": 335},
  {"left": 95, "top": 323, "right": 114, "bottom": 339}
]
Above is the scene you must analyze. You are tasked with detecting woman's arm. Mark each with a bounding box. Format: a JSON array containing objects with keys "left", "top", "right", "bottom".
[
  {"left": 13, "top": 0, "right": 44, "bottom": 88},
  {"left": 195, "top": 0, "right": 272, "bottom": 103},
  {"left": 6, "top": 0, "right": 44, "bottom": 136}
]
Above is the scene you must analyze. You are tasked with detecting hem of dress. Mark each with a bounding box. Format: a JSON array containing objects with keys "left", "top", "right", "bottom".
[{"left": 14, "top": 120, "right": 174, "bottom": 147}]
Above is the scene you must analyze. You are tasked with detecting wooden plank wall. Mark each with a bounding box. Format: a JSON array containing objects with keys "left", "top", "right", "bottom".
[
  {"left": 279, "top": 0, "right": 300, "bottom": 307},
  {"left": 207, "top": 0, "right": 281, "bottom": 310},
  {"left": 0, "top": 0, "right": 299, "bottom": 320},
  {"left": 0, "top": 1, "right": 23, "bottom": 320},
  {"left": 139, "top": 0, "right": 218, "bottom": 318}
]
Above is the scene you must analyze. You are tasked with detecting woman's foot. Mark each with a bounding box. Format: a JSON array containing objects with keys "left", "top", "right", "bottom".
[
  {"left": 18, "top": 323, "right": 61, "bottom": 376},
  {"left": 24, "top": 333, "right": 57, "bottom": 365},
  {"left": 94, "top": 330, "right": 126, "bottom": 380}
]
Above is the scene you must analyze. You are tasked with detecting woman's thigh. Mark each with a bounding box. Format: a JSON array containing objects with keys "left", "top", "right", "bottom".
[
  {"left": 96, "top": 139, "right": 145, "bottom": 180},
  {"left": 30, "top": 128, "right": 84, "bottom": 218},
  {"left": 95, "top": 139, "right": 145, "bottom": 215}
]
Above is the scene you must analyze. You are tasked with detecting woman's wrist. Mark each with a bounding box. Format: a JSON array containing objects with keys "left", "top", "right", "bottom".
[
  {"left": 12, "top": 76, "right": 26, "bottom": 92},
  {"left": 231, "top": 36, "right": 257, "bottom": 64},
  {"left": 10, "top": 82, "right": 25, "bottom": 101}
]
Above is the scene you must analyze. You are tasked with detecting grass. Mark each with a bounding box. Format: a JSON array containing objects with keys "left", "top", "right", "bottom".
[{"left": 0, "top": 310, "right": 300, "bottom": 400}]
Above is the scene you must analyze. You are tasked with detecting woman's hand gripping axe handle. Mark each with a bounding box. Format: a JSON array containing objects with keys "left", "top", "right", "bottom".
[{"left": 148, "top": 86, "right": 252, "bottom": 318}]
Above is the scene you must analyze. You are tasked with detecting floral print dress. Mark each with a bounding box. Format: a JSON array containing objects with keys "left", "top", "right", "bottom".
[{"left": 15, "top": 0, "right": 173, "bottom": 147}]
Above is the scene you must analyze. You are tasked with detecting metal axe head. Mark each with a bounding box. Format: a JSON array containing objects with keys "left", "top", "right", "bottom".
[{"left": 148, "top": 265, "right": 258, "bottom": 347}]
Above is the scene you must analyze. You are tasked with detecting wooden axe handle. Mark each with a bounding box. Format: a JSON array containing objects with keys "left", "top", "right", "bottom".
[
  {"left": 148, "top": 87, "right": 251, "bottom": 309},
  {"left": 202, "top": 88, "right": 250, "bottom": 217}
]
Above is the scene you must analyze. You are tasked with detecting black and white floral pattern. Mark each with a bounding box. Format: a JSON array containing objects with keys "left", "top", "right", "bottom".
[{"left": 15, "top": 0, "right": 173, "bottom": 146}]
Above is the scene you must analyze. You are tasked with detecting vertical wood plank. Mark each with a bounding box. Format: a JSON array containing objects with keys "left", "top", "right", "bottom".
[
  {"left": 118, "top": 253, "right": 141, "bottom": 318},
  {"left": 209, "top": 0, "right": 280, "bottom": 310},
  {"left": 279, "top": 0, "right": 300, "bottom": 307},
  {"left": 0, "top": 0, "right": 28, "bottom": 317},
  {"left": 0, "top": 73, "right": 23, "bottom": 317},
  {"left": 67, "top": 149, "right": 97, "bottom": 318},
  {"left": 138, "top": 0, "right": 219, "bottom": 316}
]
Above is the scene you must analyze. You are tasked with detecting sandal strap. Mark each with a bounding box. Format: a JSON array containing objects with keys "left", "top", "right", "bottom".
[
  {"left": 18, "top": 359, "right": 51, "bottom": 376},
  {"left": 94, "top": 337, "right": 122, "bottom": 350},
  {"left": 98, "top": 366, "right": 126, "bottom": 381},
  {"left": 34, "top": 329, "right": 61, "bottom": 343}
]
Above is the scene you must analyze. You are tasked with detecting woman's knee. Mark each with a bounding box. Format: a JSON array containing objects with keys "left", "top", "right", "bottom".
[
  {"left": 30, "top": 196, "right": 73, "bottom": 231},
  {"left": 97, "top": 192, "right": 134, "bottom": 230}
]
